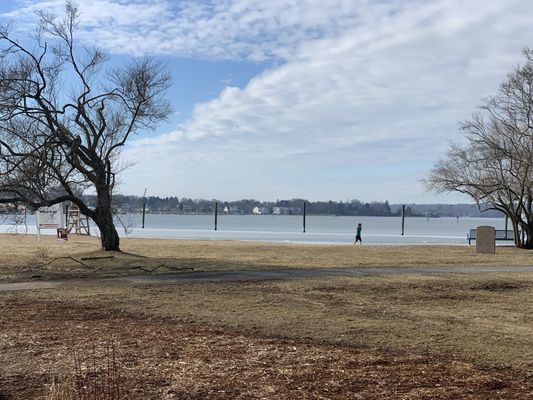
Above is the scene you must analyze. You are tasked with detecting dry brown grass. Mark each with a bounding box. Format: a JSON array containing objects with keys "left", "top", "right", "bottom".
[
  {"left": 0, "top": 233, "right": 532, "bottom": 282},
  {"left": 24, "top": 272, "right": 533, "bottom": 371},
  {"left": 2, "top": 235, "right": 533, "bottom": 398},
  {"left": 3, "top": 273, "right": 533, "bottom": 399},
  {"left": 120, "top": 238, "right": 533, "bottom": 269}
]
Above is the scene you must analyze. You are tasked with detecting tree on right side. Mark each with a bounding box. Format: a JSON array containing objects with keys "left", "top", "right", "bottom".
[{"left": 426, "top": 48, "right": 533, "bottom": 248}]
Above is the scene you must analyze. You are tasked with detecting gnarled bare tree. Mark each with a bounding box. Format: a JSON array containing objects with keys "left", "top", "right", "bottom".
[
  {"left": 0, "top": 2, "right": 171, "bottom": 250},
  {"left": 426, "top": 48, "right": 533, "bottom": 248}
]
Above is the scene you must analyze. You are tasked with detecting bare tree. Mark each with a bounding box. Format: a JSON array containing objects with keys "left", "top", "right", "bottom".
[
  {"left": 426, "top": 49, "right": 533, "bottom": 248},
  {"left": 0, "top": 2, "right": 171, "bottom": 250}
]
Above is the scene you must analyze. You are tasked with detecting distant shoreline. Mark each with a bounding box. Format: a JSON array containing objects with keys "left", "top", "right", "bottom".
[{"left": 0, "top": 214, "right": 508, "bottom": 246}]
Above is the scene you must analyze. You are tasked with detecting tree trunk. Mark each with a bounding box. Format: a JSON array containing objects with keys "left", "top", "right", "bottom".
[
  {"left": 522, "top": 222, "right": 533, "bottom": 249},
  {"left": 95, "top": 208, "right": 120, "bottom": 251},
  {"left": 94, "top": 189, "right": 120, "bottom": 251},
  {"left": 510, "top": 217, "right": 521, "bottom": 247}
]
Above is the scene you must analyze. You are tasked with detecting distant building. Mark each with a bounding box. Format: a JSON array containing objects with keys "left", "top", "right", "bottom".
[
  {"left": 273, "top": 206, "right": 294, "bottom": 215},
  {"left": 182, "top": 205, "right": 193, "bottom": 213},
  {"left": 252, "top": 206, "right": 261, "bottom": 215}
]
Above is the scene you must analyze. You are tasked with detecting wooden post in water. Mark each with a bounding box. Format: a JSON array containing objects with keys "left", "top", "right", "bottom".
[
  {"left": 505, "top": 215, "right": 508, "bottom": 239},
  {"left": 401, "top": 205, "right": 405, "bottom": 236},
  {"left": 303, "top": 200, "right": 306, "bottom": 233},
  {"left": 142, "top": 188, "right": 147, "bottom": 229},
  {"left": 214, "top": 201, "right": 218, "bottom": 231}
]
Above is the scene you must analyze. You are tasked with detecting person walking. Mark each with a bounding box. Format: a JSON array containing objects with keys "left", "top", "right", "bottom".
[{"left": 353, "top": 222, "right": 362, "bottom": 245}]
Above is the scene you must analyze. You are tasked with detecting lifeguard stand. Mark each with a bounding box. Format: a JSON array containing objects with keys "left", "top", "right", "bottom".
[{"left": 66, "top": 203, "right": 91, "bottom": 235}]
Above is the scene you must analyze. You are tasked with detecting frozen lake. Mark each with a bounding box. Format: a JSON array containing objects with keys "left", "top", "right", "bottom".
[{"left": 1, "top": 214, "right": 508, "bottom": 245}]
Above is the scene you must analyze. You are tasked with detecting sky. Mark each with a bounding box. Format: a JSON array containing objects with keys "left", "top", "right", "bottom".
[{"left": 1, "top": 0, "right": 532, "bottom": 203}]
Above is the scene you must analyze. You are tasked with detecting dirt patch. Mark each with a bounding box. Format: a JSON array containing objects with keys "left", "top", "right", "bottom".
[
  {"left": 469, "top": 281, "right": 527, "bottom": 291},
  {"left": 1, "top": 290, "right": 533, "bottom": 399}
]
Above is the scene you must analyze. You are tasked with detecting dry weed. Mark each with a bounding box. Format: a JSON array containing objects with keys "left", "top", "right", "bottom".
[{"left": 49, "top": 343, "right": 123, "bottom": 400}]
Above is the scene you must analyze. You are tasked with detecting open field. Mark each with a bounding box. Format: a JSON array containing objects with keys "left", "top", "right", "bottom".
[
  {"left": 0, "top": 233, "right": 532, "bottom": 282},
  {"left": 2, "top": 273, "right": 533, "bottom": 398},
  {"left": 1, "top": 234, "right": 533, "bottom": 398}
]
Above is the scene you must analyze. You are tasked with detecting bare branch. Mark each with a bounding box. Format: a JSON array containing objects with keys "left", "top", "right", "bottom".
[{"left": 0, "top": 3, "right": 170, "bottom": 250}]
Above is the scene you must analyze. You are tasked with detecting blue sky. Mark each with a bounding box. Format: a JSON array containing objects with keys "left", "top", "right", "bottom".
[{"left": 1, "top": 0, "right": 532, "bottom": 203}]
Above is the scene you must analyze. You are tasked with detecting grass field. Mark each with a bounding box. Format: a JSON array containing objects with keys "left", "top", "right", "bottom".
[
  {"left": 1, "top": 233, "right": 532, "bottom": 282},
  {"left": 0, "top": 234, "right": 532, "bottom": 398}
]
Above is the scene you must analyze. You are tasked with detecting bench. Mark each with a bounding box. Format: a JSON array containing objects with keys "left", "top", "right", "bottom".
[{"left": 467, "top": 229, "right": 517, "bottom": 245}]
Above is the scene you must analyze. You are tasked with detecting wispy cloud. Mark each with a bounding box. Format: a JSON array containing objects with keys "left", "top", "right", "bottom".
[
  {"left": 4, "top": 0, "right": 533, "bottom": 201},
  {"left": 123, "top": 0, "right": 533, "bottom": 201},
  {"left": 3, "top": 0, "right": 365, "bottom": 60}
]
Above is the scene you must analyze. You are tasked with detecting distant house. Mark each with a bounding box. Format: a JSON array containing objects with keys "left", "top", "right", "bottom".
[
  {"left": 260, "top": 207, "right": 270, "bottom": 214},
  {"left": 252, "top": 206, "right": 261, "bottom": 215},
  {"left": 182, "top": 205, "right": 193, "bottom": 213},
  {"left": 223, "top": 206, "right": 229, "bottom": 213}
]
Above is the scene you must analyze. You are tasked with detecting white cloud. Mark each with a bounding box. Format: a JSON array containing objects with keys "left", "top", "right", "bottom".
[
  {"left": 3, "top": 0, "right": 365, "bottom": 60},
  {"left": 121, "top": 0, "right": 533, "bottom": 201},
  {"left": 4, "top": 0, "right": 533, "bottom": 201}
]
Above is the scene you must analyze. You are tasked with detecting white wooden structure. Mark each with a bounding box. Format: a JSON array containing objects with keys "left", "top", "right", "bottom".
[{"left": 66, "top": 203, "right": 91, "bottom": 235}]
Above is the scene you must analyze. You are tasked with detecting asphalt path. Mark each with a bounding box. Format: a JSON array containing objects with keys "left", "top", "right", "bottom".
[{"left": 1, "top": 265, "right": 533, "bottom": 292}]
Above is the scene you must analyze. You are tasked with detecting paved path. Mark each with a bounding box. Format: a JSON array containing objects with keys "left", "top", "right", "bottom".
[{"left": 1, "top": 265, "right": 533, "bottom": 292}]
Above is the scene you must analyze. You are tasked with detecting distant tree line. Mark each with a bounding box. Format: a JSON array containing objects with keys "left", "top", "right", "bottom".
[
  {"left": 77, "top": 195, "right": 427, "bottom": 217},
  {"left": 393, "top": 204, "right": 504, "bottom": 218},
  {"left": 2, "top": 197, "right": 499, "bottom": 218}
]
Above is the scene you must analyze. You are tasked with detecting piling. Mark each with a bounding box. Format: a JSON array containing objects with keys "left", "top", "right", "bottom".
[
  {"left": 214, "top": 201, "right": 218, "bottom": 231},
  {"left": 505, "top": 215, "right": 508, "bottom": 238},
  {"left": 401, "top": 205, "right": 405, "bottom": 236},
  {"left": 303, "top": 200, "right": 306, "bottom": 233}
]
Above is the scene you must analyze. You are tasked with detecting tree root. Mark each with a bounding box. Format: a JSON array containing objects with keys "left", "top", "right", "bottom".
[
  {"left": 80, "top": 255, "right": 114, "bottom": 261},
  {"left": 131, "top": 264, "right": 194, "bottom": 273},
  {"left": 43, "top": 256, "right": 94, "bottom": 270}
]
